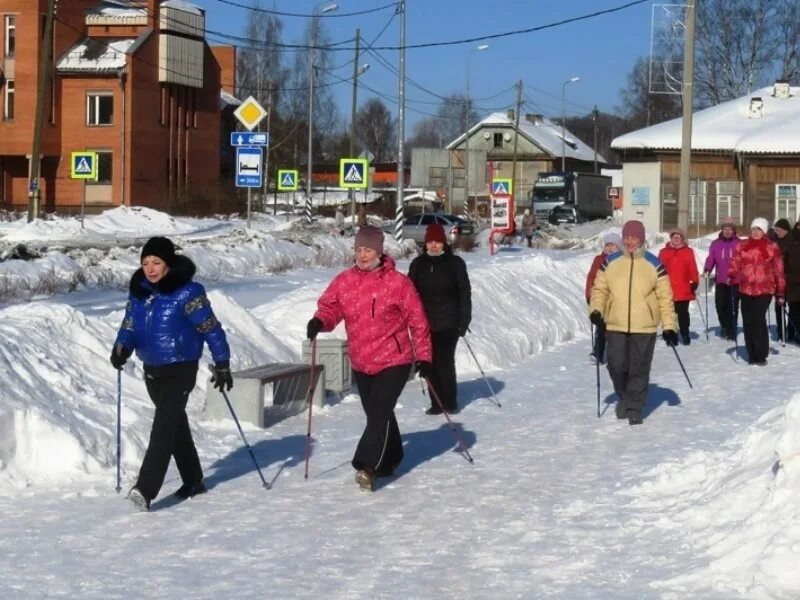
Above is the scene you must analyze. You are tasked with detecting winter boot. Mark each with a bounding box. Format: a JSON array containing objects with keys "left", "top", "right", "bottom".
[
  {"left": 355, "top": 469, "right": 375, "bottom": 492},
  {"left": 615, "top": 399, "right": 628, "bottom": 419},
  {"left": 174, "top": 480, "right": 208, "bottom": 500},
  {"left": 681, "top": 333, "right": 691, "bottom": 345},
  {"left": 627, "top": 410, "right": 643, "bottom": 426},
  {"left": 127, "top": 486, "right": 151, "bottom": 511},
  {"left": 425, "top": 405, "right": 443, "bottom": 415}
]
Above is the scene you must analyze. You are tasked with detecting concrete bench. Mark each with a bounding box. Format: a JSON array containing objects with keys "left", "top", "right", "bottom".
[{"left": 204, "top": 363, "right": 325, "bottom": 428}]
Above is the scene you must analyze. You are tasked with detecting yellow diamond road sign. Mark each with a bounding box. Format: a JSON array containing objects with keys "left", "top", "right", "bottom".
[{"left": 234, "top": 95, "right": 268, "bottom": 131}]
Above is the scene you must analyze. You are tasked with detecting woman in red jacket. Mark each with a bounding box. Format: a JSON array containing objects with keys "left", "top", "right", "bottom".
[
  {"left": 728, "top": 218, "right": 786, "bottom": 365},
  {"left": 658, "top": 229, "right": 699, "bottom": 345},
  {"left": 306, "top": 226, "right": 432, "bottom": 491},
  {"left": 585, "top": 231, "right": 621, "bottom": 363}
]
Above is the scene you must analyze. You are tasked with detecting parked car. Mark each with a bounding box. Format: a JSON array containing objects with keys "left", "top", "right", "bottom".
[
  {"left": 548, "top": 204, "right": 579, "bottom": 225},
  {"left": 386, "top": 213, "right": 477, "bottom": 246}
]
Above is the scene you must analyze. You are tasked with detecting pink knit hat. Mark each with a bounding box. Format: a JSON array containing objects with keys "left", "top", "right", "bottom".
[{"left": 622, "top": 220, "right": 645, "bottom": 242}]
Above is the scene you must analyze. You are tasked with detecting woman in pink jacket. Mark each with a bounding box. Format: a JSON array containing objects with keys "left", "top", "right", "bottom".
[{"left": 306, "top": 226, "right": 432, "bottom": 491}]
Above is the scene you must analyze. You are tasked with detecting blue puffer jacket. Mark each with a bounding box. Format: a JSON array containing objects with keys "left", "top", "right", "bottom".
[{"left": 114, "top": 255, "right": 230, "bottom": 367}]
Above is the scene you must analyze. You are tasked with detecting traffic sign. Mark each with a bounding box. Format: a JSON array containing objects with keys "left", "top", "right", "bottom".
[
  {"left": 339, "top": 158, "right": 368, "bottom": 189},
  {"left": 236, "top": 147, "right": 263, "bottom": 188},
  {"left": 233, "top": 96, "right": 268, "bottom": 131},
  {"left": 277, "top": 169, "right": 299, "bottom": 191},
  {"left": 71, "top": 152, "right": 98, "bottom": 180},
  {"left": 230, "top": 132, "right": 269, "bottom": 146},
  {"left": 491, "top": 178, "right": 513, "bottom": 196}
]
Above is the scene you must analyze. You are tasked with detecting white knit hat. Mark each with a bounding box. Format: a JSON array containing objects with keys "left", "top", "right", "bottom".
[
  {"left": 602, "top": 231, "right": 622, "bottom": 247},
  {"left": 751, "top": 217, "right": 769, "bottom": 233}
]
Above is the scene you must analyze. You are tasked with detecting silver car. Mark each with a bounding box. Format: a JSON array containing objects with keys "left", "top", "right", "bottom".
[{"left": 390, "top": 213, "right": 477, "bottom": 245}]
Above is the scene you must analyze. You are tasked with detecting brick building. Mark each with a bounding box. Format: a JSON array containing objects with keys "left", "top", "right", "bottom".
[{"left": 0, "top": 0, "right": 237, "bottom": 214}]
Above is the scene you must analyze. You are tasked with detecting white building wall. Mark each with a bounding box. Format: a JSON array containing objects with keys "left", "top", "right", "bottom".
[{"left": 622, "top": 162, "right": 662, "bottom": 233}]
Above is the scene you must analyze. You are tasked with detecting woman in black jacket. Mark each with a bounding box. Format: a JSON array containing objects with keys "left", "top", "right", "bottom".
[{"left": 408, "top": 223, "right": 472, "bottom": 414}]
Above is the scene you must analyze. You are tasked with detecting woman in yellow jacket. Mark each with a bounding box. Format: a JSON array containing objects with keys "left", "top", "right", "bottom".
[{"left": 589, "top": 220, "right": 678, "bottom": 425}]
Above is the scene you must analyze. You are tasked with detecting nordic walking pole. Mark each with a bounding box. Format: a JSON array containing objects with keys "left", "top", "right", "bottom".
[
  {"left": 694, "top": 297, "right": 709, "bottom": 343},
  {"left": 704, "top": 277, "right": 710, "bottom": 342},
  {"left": 116, "top": 370, "right": 122, "bottom": 494},
  {"left": 424, "top": 377, "right": 474, "bottom": 463},
  {"left": 593, "top": 323, "right": 600, "bottom": 418},
  {"left": 210, "top": 366, "right": 269, "bottom": 489},
  {"left": 462, "top": 333, "right": 501, "bottom": 407},
  {"left": 731, "top": 287, "right": 740, "bottom": 361},
  {"left": 781, "top": 302, "right": 786, "bottom": 347},
  {"left": 303, "top": 338, "right": 318, "bottom": 480},
  {"left": 671, "top": 346, "right": 693, "bottom": 388}
]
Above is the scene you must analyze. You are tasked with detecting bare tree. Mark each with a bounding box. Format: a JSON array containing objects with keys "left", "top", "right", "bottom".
[
  {"left": 355, "top": 98, "right": 395, "bottom": 162},
  {"left": 617, "top": 57, "right": 682, "bottom": 130},
  {"left": 236, "top": 1, "right": 287, "bottom": 108},
  {"left": 776, "top": 0, "right": 800, "bottom": 83},
  {"left": 406, "top": 117, "right": 444, "bottom": 149}
]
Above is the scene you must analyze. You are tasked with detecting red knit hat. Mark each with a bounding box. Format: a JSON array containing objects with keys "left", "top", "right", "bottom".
[
  {"left": 622, "top": 220, "right": 645, "bottom": 242},
  {"left": 425, "top": 223, "right": 447, "bottom": 244}
]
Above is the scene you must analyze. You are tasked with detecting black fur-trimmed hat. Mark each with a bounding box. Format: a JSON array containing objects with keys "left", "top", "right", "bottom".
[{"left": 140, "top": 236, "right": 176, "bottom": 265}]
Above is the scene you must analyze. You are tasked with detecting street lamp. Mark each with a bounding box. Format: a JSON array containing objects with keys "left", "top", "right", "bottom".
[
  {"left": 561, "top": 76, "right": 580, "bottom": 172},
  {"left": 306, "top": 2, "right": 338, "bottom": 223},
  {"left": 463, "top": 43, "right": 489, "bottom": 218},
  {"left": 348, "top": 28, "right": 370, "bottom": 228}
]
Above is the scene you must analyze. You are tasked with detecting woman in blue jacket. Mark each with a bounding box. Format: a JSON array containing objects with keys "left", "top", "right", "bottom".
[{"left": 110, "top": 237, "right": 232, "bottom": 511}]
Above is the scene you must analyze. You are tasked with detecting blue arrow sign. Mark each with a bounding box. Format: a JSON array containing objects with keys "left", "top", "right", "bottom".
[
  {"left": 236, "top": 147, "right": 263, "bottom": 188},
  {"left": 230, "top": 132, "right": 270, "bottom": 147}
]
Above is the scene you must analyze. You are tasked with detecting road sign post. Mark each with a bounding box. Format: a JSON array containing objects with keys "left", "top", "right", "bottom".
[
  {"left": 71, "top": 152, "right": 97, "bottom": 230},
  {"left": 236, "top": 147, "right": 263, "bottom": 228}
]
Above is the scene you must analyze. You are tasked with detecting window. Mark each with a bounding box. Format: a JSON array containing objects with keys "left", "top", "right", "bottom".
[
  {"left": 4, "top": 15, "right": 14, "bottom": 57},
  {"left": 3, "top": 79, "right": 13, "bottom": 120},
  {"left": 716, "top": 181, "right": 743, "bottom": 223},
  {"left": 776, "top": 184, "right": 800, "bottom": 222},
  {"left": 493, "top": 132, "right": 503, "bottom": 148},
  {"left": 688, "top": 180, "right": 707, "bottom": 225},
  {"left": 87, "top": 152, "right": 113, "bottom": 185},
  {"left": 86, "top": 93, "right": 113, "bottom": 125}
]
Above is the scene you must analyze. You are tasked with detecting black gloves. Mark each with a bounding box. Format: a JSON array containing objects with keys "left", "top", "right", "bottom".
[
  {"left": 589, "top": 311, "right": 604, "bottom": 326},
  {"left": 457, "top": 324, "right": 469, "bottom": 337},
  {"left": 306, "top": 317, "right": 323, "bottom": 341},
  {"left": 415, "top": 361, "right": 434, "bottom": 379},
  {"left": 662, "top": 330, "right": 678, "bottom": 347},
  {"left": 690, "top": 282, "right": 698, "bottom": 293},
  {"left": 110, "top": 344, "right": 133, "bottom": 370},
  {"left": 211, "top": 361, "right": 234, "bottom": 392}
]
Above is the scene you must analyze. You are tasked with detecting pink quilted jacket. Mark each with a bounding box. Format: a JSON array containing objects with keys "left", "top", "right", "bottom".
[{"left": 314, "top": 256, "right": 432, "bottom": 375}]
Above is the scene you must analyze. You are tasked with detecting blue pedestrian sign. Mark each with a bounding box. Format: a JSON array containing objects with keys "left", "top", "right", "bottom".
[
  {"left": 277, "top": 169, "right": 299, "bottom": 191},
  {"left": 236, "top": 147, "right": 263, "bottom": 188},
  {"left": 491, "top": 178, "right": 513, "bottom": 196},
  {"left": 339, "top": 158, "right": 368, "bottom": 189},
  {"left": 70, "top": 151, "right": 98, "bottom": 180},
  {"left": 230, "top": 132, "right": 269, "bottom": 147}
]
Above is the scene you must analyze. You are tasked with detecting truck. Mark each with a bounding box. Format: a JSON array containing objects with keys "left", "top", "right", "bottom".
[{"left": 530, "top": 172, "right": 612, "bottom": 223}]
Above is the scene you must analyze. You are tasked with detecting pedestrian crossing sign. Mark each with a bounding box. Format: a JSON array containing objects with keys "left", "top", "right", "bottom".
[
  {"left": 339, "top": 158, "right": 368, "bottom": 189},
  {"left": 491, "top": 178, "right": 513, "bottom": 196},
  {"left": 277, "top": 169, "right": 299, "bottom": 191},
  {"left": 70, "top": 152, "right": 98, "bottom": 180}
]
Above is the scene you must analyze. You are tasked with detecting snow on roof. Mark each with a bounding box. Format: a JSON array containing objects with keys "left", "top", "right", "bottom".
[
  {"left": 161, "top": 0, "right": 204, "bottom": 15},
  {"left": 447, "top": 112, "right": 606, "bottom": 163},
  {"left": 87, "top": 1, "right": 147, "bottom": 20},
  {"left": 220, "top": 89, "right": 241, "bottom": 109},
  {"left": 56, "top": 38, "right": 136, "bottom": 73},
  {"left": 612, "top": 85, "right": 800, "bottom": 154}
]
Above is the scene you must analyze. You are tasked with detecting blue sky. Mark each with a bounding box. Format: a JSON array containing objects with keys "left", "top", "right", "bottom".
[{"left": 194, "top": 0, "right": 656, "bottom": 127}]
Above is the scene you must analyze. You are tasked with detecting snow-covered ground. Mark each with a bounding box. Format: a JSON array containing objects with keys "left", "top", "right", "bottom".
[{"left": 1, "top": 208, "right": 798, "bottom": 598}]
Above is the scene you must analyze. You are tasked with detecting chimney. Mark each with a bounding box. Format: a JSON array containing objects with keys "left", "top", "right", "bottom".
[
  {"left": 774, "top": 79, "right": 791, "bottom": 99},
  {"left": 748, "top": 97, "right": 763, "bottom": 118},
  {"left": 526, "top": 113, "right": 543, "bottom": 124},
  {"left": 506, "top": 109, "right": 515, "bottom": 121}
]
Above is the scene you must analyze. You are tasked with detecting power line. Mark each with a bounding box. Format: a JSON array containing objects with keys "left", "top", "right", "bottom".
[{"left": 210, "top": 0, "right": 400, "bottom": 18}]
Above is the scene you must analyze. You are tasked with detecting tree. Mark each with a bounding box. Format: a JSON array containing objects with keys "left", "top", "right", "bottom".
[
  {"left": 355, "top": 98, "right": 395, "bottom": 162},
  {"left": 617, "top": 56, "right": 682, "bottom": 130},
  {"left": 404, "top": 93, "right": 480, "bottom": 149},
  {"left": 563, "top": 111, "right": 631, "bottom": 167},
  {"left": 236, "top": 1, "right": 287, "bottom": 110}
]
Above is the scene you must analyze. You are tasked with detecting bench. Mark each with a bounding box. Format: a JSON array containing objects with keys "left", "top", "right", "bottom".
[{"left": 204, "top": 362, "right": 325, "bottom": 428}]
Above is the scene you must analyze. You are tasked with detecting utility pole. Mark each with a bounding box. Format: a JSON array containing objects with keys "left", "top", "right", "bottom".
[
  {"left": 592, "top": 105, "right": 599, "bottom": 174},
  {"left": 264, "top": 85, "right": 273, "bottom": 215},
  {"left": 349, "top": 29, "right": 360, "bottom": 230},
  {"left": 394, "top": 1, "right": 406, "bottom": 242},
  {"left": 677, "top": 0, "right": 696, "bottom": 232},
  {"left": 28, "top": 0, "right": 57, "bottom": 222},
  {"left": 509, "top": 80, "right": 523, "bottom": 216}
]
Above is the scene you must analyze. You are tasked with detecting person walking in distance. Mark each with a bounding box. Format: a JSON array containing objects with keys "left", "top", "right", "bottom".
[
  {"left": 658, "top": 228, "right": 700, "bottom": 345},
  {"left": 585, "top": 231, "right": 622, "bottom": 363},
  {"left": 589, "top": 220, "right": 677, "bottom": 425},
  {"left": 728, "top": 218, "right": 786, "bottom": 365},
  {"left": 769, "top": 218, "right": 791, "bottom": 341},
  {"left": 408, "top": 223, "right": 472, "bottom": 415},
  {"left": 306, "top": 226, "right": 432, "bottom": 491},
  {"left": 111, "top": 237, "right": 232, "bottom": 511},
  {"left": 782, "top": 221, "right": 800, "bottom": 343},
  {"left": 521, "top": 209, "right": 537, "bottom": 248},
  {"left": 703, "top": 217, "right": 741, "bottom": 340}
]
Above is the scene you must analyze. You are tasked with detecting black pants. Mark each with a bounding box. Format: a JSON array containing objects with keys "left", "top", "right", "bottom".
[
  {"left": 715, "top": 283, "right": 739, "bottom": 338},
  {"left": 606, "top": 332, "right": 656, "bottom": 417},
  {"left": 674, "top": 300, "right": 690, "bottom": 340},
  {"left": 788, "top": 301, "right": 800, "bottom": 342},
  {"left": 740, "top": 294, "right": 772, "bottom": 363},
  {"left": 428, "top": 328, "right": 459, "bottom": 411},
  {"left": 593, "top": 320, "right": 607, "bottom": 363},
  {"left": 136, "top": 361, "right": 202, "bottom": 501},
  {"left": 352, "top": 364, "right": 411, "bottom": 476}
]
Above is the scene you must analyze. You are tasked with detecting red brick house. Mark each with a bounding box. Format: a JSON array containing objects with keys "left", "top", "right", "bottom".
[{"left": 0, "top": 0, "right": 236, "bottom": 214}]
